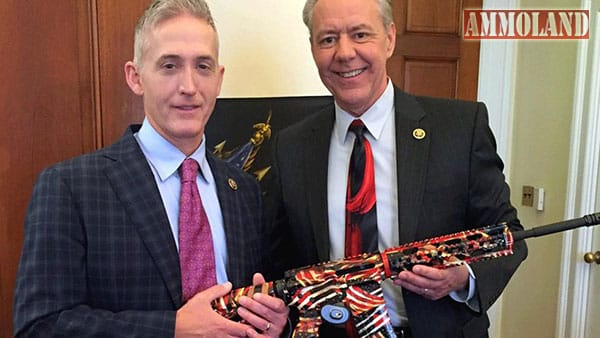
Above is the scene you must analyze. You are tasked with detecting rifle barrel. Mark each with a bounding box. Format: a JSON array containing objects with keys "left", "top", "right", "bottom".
[{"left": 512, "top": 212, "right": 600, "bottom": 242}]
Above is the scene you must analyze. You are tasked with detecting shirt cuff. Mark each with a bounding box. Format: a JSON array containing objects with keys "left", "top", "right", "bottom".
[{"left": 449, "top": 264, "right": 476, "bottom": 303}]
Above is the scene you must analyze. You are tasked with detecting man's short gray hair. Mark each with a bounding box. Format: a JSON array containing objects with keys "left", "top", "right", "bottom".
[
  {"left": 302, "top": 0, "right": 393, "bottom": 37},
  {"left": 133, "top": 0, "right": 217, "bottom": 66}
]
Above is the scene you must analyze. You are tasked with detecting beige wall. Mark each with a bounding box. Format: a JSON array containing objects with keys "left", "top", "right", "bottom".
[
  {"left": 500, "top": 1, "right": 580, "bottom": 337},
  {"left": 207, "top": 0, "right": 329, "bottom": 97}
]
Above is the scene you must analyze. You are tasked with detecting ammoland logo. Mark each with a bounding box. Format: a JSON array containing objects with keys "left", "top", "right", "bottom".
[{"left": 464, "top": 10, "right": 589, "bottom": 39}]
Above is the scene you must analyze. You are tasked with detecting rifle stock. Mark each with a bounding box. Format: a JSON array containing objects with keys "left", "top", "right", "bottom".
[{"left": 211, "top": 213, "right": 600, "bottom": 338}]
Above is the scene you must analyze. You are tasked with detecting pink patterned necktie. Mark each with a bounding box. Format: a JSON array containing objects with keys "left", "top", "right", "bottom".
[{"left": 178, "top": 158, "right": 216, "bottom": 302}]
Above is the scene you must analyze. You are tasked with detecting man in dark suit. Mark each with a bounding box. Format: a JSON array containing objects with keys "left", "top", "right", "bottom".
[
  {"left": 267, "top": 0, "right": 527, "bottom": 337},
  {"left": 13, "top": 1, "right": 288, "bottom": 337}
]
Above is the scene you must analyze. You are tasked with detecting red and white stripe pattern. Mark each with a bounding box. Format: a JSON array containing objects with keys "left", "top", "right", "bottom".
[{"left": 355, "top": 304, "right": 393, "bottom": 337}]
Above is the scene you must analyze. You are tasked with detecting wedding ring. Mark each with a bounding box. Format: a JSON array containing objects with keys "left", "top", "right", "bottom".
[
  {"left": 265, "top": 321, "right": 271, "bottom": 332},
  {"left": 423, "top": 288, "right": 429, "bottom": 293}
]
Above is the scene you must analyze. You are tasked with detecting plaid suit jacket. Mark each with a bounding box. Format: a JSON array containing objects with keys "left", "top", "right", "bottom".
[
  {"left": 14, "top": 125, "right": 267, "bottom": 337},
  {"left": 267, "top": 87, "right": 528, "bottom": 338}
]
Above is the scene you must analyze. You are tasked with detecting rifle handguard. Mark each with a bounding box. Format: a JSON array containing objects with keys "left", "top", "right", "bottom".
[{"left": 211, "top": 213, "right": 600, "bottom": 338}]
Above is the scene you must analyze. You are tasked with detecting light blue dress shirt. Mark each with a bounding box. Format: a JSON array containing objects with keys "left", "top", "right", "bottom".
[{"left": 134, "top": 119, "right": 228, "bottom": 284}]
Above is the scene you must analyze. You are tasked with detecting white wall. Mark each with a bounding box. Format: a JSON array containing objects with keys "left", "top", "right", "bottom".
[{"left": 206, "top": 0, "right": 329, "bottom": 97}]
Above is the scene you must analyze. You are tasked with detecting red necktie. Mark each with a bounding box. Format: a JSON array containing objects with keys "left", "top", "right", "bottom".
[
  {"left": 345, "top": 119, "right": 378, "bottom": 256},
  {"left": 344, "top": 120, "right": 378, "bottom": 338},
  {"left": 178, "top": 158, "right": 216, "bottom": 301}
]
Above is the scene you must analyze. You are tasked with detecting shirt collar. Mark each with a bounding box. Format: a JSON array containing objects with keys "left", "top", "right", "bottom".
[
  {"left": 334, "top": 79, "right": 395, "bottom": 143},
  {"left": 136, "top": 118, "right": 209, "bottom": 182}
]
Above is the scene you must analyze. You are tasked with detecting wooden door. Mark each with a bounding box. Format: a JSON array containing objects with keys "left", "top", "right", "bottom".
[
  {"left": 95, "top": 0, "right": 147, "bottom": 146},
  {"left": 0, "top": 0, "right": 96, "bottom": 334},
  {"left": 389, "top": 0, "right": 481, "bottom": 100}
]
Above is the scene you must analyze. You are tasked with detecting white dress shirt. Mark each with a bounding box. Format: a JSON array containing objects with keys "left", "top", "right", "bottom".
[{"left": 327, "top": 80, "right": 476, "bottom": 327}]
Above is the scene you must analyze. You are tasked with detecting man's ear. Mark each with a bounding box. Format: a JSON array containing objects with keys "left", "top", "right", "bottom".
[
  {"left": 216, "top": 65, "right": 225, "bottom": 96},
  {"left": 124, "top": 61, "right": 144, "bottom": 96},
  {"left": 386, "top": 23, "right": 397, "bottom": 58}
]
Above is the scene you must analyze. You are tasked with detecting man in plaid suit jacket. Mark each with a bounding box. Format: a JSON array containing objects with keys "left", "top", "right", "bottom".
[{"left": 13, "top": 1, "right": 288, "bottom": 337}]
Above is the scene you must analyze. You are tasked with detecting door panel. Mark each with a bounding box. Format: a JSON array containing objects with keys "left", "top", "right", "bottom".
[
  {"left": 406, "top": 0, "right": 461, "bottom": 34},
  {"left": 404, "top": 60, "right": 458, "bottom": 98},
  {"left": 389, "top": 0, "right": 481, "bottom": 100}
]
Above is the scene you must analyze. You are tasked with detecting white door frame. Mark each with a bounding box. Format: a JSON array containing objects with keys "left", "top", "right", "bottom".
[
  {"left": 477, "top": 0, "right": 519, "bottom": 173},
  {"left": 557, "top": 1, "right": 600, "bottom": 337},
  {"left": 476, "top": 1, "right": 519, "bottom": 337}
]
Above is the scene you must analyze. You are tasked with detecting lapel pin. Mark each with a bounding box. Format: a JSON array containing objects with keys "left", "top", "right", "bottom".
[
  {"left": 412, "top": 128, "right": 426, "bottom": 140},
  {"left": 228, "top": 178, "right": 238, "bottom": 191}
]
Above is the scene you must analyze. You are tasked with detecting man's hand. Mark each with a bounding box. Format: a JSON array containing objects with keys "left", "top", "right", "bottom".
[
  {"left": 175, "top": 282, "right": 252, "bottom": 337},
  {"left": 394, "top": 264, "right": 469, "bottom": 301},
  {"left": 237, "top": 273, "right": 290, "bottom": 338}
]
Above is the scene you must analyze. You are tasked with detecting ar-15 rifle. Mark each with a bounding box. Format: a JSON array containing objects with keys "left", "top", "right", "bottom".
[{"left": 212, "top": 213, "right": 600, "bottom": 338}]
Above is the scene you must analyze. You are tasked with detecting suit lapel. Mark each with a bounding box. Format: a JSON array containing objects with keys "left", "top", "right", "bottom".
[
  {"left": 394, "top": 89, "right": 429, "bottom": 244},
  {"left": 303, "top": 108, "right": 335, "bottom": 261},
  {"left": 207, "top": 154, "right": 243, "bottom": 286},
  {"left": 303, "top": 92, "right": 429, "bottom": 250},
  {"left": 103, "top": 127, "right": 182, "bottom": 306}
]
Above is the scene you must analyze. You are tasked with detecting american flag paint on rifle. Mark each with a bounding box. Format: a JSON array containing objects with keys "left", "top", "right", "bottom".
[
  {"left": 212, "top": 212, "right": 600, "bottom": 338},
  {"left": 212, "top": 223, "right": 513, "bottom": 337}
]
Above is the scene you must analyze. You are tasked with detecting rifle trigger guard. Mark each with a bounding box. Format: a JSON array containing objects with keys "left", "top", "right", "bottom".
[{"left": 321, "top": 304, "right": 350, "bottom": 325}]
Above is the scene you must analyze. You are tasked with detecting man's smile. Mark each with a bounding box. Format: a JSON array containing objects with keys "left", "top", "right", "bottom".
[{"left": 336, "top": 67, "right": 367, "bottom": 78}]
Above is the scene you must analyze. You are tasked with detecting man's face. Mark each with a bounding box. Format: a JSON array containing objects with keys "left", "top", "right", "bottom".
[
  {"left": 126, "top": 14, "right": 224, "bottom": 154},
  {"left": 310, "top": 0, "right": 395, "bottom": 116}
]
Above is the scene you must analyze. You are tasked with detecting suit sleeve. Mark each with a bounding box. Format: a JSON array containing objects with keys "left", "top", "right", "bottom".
[
  {"left": 13, "top": 167, "right": 176, "bottom": 338},
  {"left": 466, "top": 102, "right": 528, "bottom": 313},
  {"left": 263, "top": 132, "right": 296, "bottom": 280}
]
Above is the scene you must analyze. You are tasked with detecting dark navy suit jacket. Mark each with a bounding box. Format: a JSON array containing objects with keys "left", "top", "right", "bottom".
[
  {"left": 267, "top": 88, "right": 528, "bottom": 338},
  {"left": 14, "top": 125, "right": 267, "bottom": 337}
]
